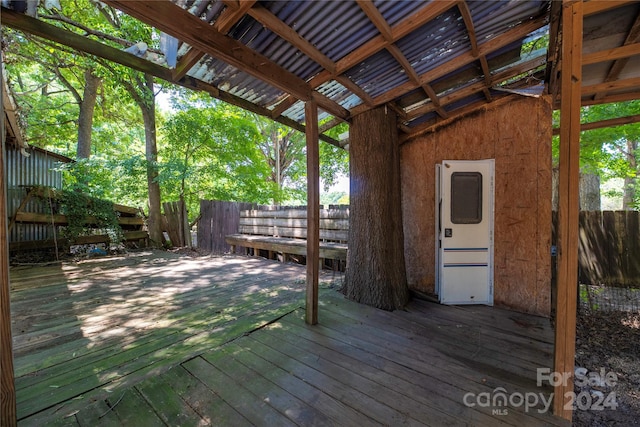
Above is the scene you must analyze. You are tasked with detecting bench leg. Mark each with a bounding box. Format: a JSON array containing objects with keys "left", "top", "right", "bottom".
[{"left": 230, "top": 244, "right": 236, "bottom": 254}]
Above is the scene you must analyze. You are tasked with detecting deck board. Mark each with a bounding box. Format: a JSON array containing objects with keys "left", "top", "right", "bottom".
[{"left": 12, "top": 253, "right": 569, "bottom": 426}]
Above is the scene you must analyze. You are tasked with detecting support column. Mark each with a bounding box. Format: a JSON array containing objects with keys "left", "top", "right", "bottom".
[
  {"left": 553, "top": 0, "right": 582, "bottom": 420},
  {"left": 305, "top": 101, "right": 319, "bottom": 325},
  {"left": 1, "top": 57, "right": 17, "bottom": 426}
]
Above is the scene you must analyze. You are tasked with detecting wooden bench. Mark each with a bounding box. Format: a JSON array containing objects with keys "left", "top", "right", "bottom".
[{"left": 225, "top": 207, "right": 348, "bottom": 265}]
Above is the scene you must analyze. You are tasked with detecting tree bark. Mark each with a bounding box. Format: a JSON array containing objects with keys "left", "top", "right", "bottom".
[
  {"left": 76, "top": 69, "right": 100, "bottom": 159},
  {"left": 342, "top": 106, "right": 409, "bottom": 310},
  {"left": 578, "top": 171, "right": 600, "bottom": 210},
  {"left": 138, "top": 74, "right": 163, "bottom": 246}
]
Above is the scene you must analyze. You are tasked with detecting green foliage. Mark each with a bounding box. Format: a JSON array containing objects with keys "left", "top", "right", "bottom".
[
  {"left": 4, "top": 4, "right": 352, "bottom": 223},
  {"left": 553, "top": 101, "right": 640, "bottom": 208},
  {"left": 44, "top": 186, "right": 123, "bottom": 245},
  {"left": 159, "top": 96, "right": 273, "bottom": 219}
]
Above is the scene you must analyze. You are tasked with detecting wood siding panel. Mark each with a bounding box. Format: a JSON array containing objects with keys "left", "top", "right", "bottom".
[{"left": 401, "top": 95, "right": 552, "bottom": 316}]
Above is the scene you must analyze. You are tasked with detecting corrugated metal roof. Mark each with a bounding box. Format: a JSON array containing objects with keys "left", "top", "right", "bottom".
[
  {"left": 266, "top": 1, "right": 380, "bottom": 62},
  {"left": 68, "top": 0, "right": 638, "bottom": 138},
  {"left": 373, "top": 0, "right": 431, "bottom": 28},
  {"left": 343, "top": 49, "right": 409, "bottom": 99},
  {"left": 396, "top": 8, "right": 468, "bottom": 77}
]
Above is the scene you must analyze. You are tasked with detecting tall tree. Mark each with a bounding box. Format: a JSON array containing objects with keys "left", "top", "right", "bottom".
[
  {"left": 342, "top": 106, "right": 409, "bottom": 310},
  {"left": 76, "top": 69, "right": 100, "bottom": 158}
]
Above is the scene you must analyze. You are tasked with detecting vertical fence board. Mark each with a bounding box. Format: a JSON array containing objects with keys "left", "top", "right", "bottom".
[
  {"left": 627, "top": 211, "right": 640, "bottom": 283},
  {"left": 567, "top": 210, "right": 640, "bottom": 287},
  {"left": 197, "top": 200, "right": 257, "bottom": 253}
]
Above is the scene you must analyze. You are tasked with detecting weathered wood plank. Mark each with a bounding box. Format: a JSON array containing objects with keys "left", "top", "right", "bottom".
[
  {"left": 238, "top": 224, "right": 348, "bottom": 241},
  {"left": 242, "top": 334, "right": 421, "bottom": 426},
  {"left": 135, "top": 374, "right": 204, "bottom": 426},
  {"left": 215, "top": 341, "right": 379, "bottom": 426},
  {"left": 107, "top": 388, "right": 165, "bottom": 426},
  {"left": 10, "top": 255, "right": 331, "bottom": 421},
  {"left": 74, "top": 399, "right": 121, "bottom": 427},
  {"left": 225, "top": 234, "right": 347, "bottom": 260},
  {"left": 14, "top": 211, "right": 143, "bottom": 226},
  {"left": 161, "top": 365, "right": 252, "bottom": 427},
  {"left": 183, "top": 357, "right": 298, "bottom": 427},
  {"left": 211, "top": 347, "right": 335, "bottom": 426},
  {"left": 259, "top": 322, "right": 507, "bottom": 427}
]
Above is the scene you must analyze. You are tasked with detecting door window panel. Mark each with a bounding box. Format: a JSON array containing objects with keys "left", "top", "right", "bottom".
[{"left": 450, "top": 172, "right": 482, "bottom": 224}]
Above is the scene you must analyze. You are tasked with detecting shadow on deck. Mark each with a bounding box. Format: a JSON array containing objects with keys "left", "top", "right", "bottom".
[{"left": 11, "top": 252, "right": 568, "bottom": 426}]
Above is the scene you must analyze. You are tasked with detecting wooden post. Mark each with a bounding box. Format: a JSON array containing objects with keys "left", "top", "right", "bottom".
[
  {"left": 1, "top": 54, "right": 17, "bottom": 426},
  {"left": 553, "top": 0, "right": 582, "bottom": 420},
  {"left": 305, "top": 101, "right": 319, "bottom": 325}
]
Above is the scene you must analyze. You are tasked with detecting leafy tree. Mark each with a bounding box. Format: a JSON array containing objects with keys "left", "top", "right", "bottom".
[
  {"left": 160, "top": 95, "right": 272, "bottom": 220},
  {"left": 254, "top": 115, "right": 349, "bottom": 205},
  {"left": 554, "top": 101, "right": 640, "bottom": 210},
  {"left": 580, "top": 101, "right": 640, "bottom": 210}
]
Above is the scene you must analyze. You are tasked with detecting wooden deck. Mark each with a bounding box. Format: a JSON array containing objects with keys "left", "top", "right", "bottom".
[{"left": 10, "top": 252, "right": 569, "bottom": 426}]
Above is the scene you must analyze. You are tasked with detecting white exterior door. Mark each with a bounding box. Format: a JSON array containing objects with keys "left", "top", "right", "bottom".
[{"left": 437, "top": 160, "right": 494, "bottom": 305}]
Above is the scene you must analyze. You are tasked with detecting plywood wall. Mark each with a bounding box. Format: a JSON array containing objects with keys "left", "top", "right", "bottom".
[{"left": 400, "top": 95, "right": 553, "bottom": 316}]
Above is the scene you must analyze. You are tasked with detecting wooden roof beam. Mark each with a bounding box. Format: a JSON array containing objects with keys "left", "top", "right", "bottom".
[
  {"left": 248, "top": 4, "right": 370, "bottom": 121},
  {"left": 583, "top": 0, "right": 635, "bottom": 17},
  {"left": 458, "top": 1, "right": 492, "bottom": 101},
  {"left": 552, "top": 113, "right": 640, "bottom": 135},
  {"left": 357, "top": 0, "right": 449, "bottom": 119},
  {"left": 581, "top": 76, "right": 640, "bottom": 96},
  {"left": 104, "top": 0, "right": 349, "bottom": 121},
  {"left": 354, "top": 13, "right": 548, "bottom": 112},
  {"left": 404, "top": 54, "right": 546, "bottom": 121},
  {"left": 305, "top": 0, "right": 458, "bottom": 102}
]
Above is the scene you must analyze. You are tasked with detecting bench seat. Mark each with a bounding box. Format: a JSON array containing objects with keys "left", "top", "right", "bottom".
[{"left": 225, "top": 234, "right": 347, "bottom": 261}]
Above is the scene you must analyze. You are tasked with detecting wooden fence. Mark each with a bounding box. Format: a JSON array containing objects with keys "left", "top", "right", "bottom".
[
  {"left": 197, "top": 200, "right": 349, "bottom": 254},
  {"left": 197, "top": 200, "right": 259, "bottom": 253},
  {"left": 559, "top": 211, "right": 640, "bottom": 287}
]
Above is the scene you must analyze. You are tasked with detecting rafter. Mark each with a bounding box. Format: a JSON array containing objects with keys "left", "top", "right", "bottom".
[
  {"left": 403, "top": 55, "right": 546, "bottom": 121},
  {"left": 583, "top": 0, "right": 635, "bottom": 17},
  {"left": 304, "top": 0, "right": 458, "bottom": 103},
  {"left": 552, "top": 113, "right": 640, "bottom": 135},
  {"left": 457, "top": 1, "right": 492, "bottom": 102},
  {"left": 357, "top": 1, "right": 449, "bottom": 119},
  {"left": 582, "top": 76, "right": 640, "bottom": 96},
  {"left": 582, "top": 42, "right": 640, "bottom": 65},
  {"left": 104, "top": 0, "right": 349, "bottom": 121},
  {"left": 351, "top": 14, "right": 548, "bottom": 115}
]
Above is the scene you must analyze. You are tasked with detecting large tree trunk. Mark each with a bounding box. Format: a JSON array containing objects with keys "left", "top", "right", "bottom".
[
  {"left": 578, "top": 171, "right": 600, "bottom": 210},
  {"left": 139, "top": 74, "right": 163, "bottom": 246},
  {"left": 76, "top": 69, "right": 100, "bottom": 159},
  {"left": 342, "top": 106, "right": 409, "bottom": 310}
]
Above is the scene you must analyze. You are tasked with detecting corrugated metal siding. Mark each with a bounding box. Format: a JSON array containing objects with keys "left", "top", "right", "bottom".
[{"left": 6, "top": 146, "right": 64, "bottom": 243}]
